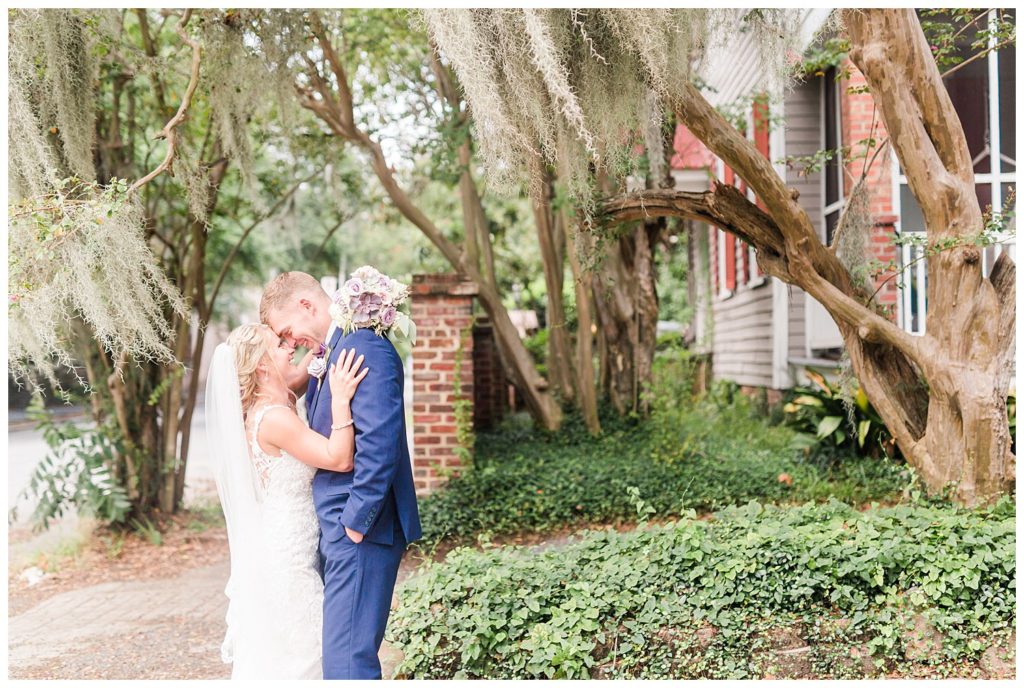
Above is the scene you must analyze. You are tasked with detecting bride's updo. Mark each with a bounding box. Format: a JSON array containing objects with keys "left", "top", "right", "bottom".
[{"left": 227, "top": 323, "right": 270, "bottom": 412}]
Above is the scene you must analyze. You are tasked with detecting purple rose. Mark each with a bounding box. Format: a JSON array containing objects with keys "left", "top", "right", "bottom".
[
  {"left": 345, "top": 277, "right": 364, "bottom": 296},
  {"left": 380, "top": 306, "right": 397, "bottom": 327}
]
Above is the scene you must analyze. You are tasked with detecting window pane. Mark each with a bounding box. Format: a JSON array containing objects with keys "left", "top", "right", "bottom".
[
  {"left": 998, "top": 11, "right": 1015, "bottom": 171},
  {"left": 825, "top": 209, "right": 840, "bottom": 245},
  {"left": 900, "top": 185, "right": 926, "bottom": 232},
  {"left": 977, "top": 183, "right": 993, "bottom": 212},
  {"left": 824, "top": 68, "right": 840, "bottom": 205},
  {"left": 1001, "top": 182, "right": 1016, "bottom": 211},
  {"left": 944, "top": 18, "right": 991, "bottom": 173}
]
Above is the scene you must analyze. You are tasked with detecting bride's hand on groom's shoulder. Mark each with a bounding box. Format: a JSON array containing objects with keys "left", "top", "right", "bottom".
[{"left": 329, "top": 348, "right": 369, "bottom": 403}]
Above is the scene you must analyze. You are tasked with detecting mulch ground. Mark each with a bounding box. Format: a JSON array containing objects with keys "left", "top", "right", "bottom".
[{"left": 8, "top": 509, "right": 229, "bottom": 618}]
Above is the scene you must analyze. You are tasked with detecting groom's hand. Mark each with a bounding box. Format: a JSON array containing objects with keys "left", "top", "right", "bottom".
[{"left": 344, "top": 526, "right": 363, "bottom": 544}]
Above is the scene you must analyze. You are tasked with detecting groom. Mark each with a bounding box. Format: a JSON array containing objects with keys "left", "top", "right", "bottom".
[{"left": 260, "top": 271, "right": 422, "bottom": 679}]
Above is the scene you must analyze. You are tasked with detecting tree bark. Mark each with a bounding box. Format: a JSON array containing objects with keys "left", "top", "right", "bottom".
[
  {"left": 590, "top": 222, "right": 661, "bottom": 415},
  {"left": 563, "top": 210, "right": 601, "bottom": 434}
]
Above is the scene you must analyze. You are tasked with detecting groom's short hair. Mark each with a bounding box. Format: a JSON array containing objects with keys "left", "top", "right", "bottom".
[{"left": 259, "top": 271, "right": 324, "bottom": 324}]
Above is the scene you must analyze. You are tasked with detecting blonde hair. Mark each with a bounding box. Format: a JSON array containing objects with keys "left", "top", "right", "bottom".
[
  {"left": 259, "top": 271, "right": 324, "bottom": 325},
  {"left": 227, "top": 323, "right": 270, "bottom": 413}
]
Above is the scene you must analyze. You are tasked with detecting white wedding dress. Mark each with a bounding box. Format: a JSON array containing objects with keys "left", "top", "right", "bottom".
[
  {"left": 243, "top": 404, "right": 323, "bottom": 679},
  {"left": 206, "top": 346, "right": 324, "bottom": 680}
]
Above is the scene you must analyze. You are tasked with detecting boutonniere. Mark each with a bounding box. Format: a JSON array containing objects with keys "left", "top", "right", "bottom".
[{"left": 307, "top": 342, "right": 328, "bottom": 380}]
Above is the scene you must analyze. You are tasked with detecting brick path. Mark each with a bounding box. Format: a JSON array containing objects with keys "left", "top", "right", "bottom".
[{"left": 8, "top": 557, "right": 412, "bottom": 679}]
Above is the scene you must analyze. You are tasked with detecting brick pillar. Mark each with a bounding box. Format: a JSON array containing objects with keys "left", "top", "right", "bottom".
[
  {"left": 471, "top": 315, "right": 507, "bottom": 431},
  {"left": 410, "top": 274, "right": 478, "bottom": 495}
]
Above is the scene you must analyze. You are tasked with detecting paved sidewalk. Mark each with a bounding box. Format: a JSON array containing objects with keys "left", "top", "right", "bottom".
[
  {"left": 9, "top": 561, "right": 231, "bottom": 679},
  {"left": 9, "top": 555, "right": 412, "bottom": 679}
]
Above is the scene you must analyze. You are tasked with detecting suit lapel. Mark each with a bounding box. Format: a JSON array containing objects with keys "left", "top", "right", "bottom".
[{"left": 309, "top": 327, "right": 345, "bottom": 421}]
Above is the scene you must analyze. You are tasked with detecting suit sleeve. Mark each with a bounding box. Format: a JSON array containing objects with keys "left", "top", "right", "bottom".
[{"left": 339, "top": 334, "right": 403, "bottom": 536}]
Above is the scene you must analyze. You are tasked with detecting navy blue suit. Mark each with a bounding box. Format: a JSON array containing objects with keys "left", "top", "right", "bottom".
[{"left": 307, "top": 327, "right": 421, "bottom": 679}]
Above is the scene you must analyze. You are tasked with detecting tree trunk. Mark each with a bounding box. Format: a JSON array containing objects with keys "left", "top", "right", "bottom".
[
  {"left": 563, "top": 210, "right": 601, "bottom": 434},
  {"left": 843, "top": 9, "right": 1014, "bottom": 505},
  {"left": 529, "top": 158, "right": 577, "bottom": 403},
  {"left": 590, "top": 222, "right": 661, "bottom": 415}
]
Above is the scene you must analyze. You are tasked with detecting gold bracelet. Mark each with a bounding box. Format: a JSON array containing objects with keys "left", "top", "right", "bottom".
[{"left": 331, "top": 419, "right": 354, "bottom": 431}]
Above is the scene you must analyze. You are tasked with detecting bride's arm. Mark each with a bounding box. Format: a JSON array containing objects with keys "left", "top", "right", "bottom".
[{"left": 259, "top": 351, "right": 367, "bottom": 472}]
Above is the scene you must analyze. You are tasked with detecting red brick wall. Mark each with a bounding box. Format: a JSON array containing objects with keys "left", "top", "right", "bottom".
[
  {"left": 471, "top": 315, "right": 507, "bottom": 431},
  {"left": 410, "top": 274, "right": 477, "bottom": 494},
  {"left": 841, "top": 60, "right": 900, "bottom": 317}
]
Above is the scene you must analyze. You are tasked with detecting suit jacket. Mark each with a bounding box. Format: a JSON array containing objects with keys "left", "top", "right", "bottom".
[{"left": 307, "top": 327, "right": 421, "bottom": 547}]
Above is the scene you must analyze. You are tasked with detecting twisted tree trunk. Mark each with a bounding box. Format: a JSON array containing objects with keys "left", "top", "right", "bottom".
[
  {"left": 590, "top": 222, "right": 662, "bottom": 415},
  {"left": 844, "top": 9, "right": 1015, "bottom": 504}
]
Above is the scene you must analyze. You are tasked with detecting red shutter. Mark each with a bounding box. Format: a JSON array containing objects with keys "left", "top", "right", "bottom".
[
  {"left": 724, "top": 229, "right": 736, "bottom": 291},
  {"left": 710, "top": 225, "right": 719, "bottom": 293}
]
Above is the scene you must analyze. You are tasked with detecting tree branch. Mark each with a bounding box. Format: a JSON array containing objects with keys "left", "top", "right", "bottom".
[
  {"left": 598, "top": 185, "right": 789, "bottom": 274},
  {"left": 128, "top": 10, "right": 201, "bottom": 195},
  {"left": 208, "top": 166, "right": 323, "bottom": 312},
  {"left": 311, "top": 215, "right": 347, "bottom": 264},
  {"left": 988, "top": 251, "right": 1016, "bottom": 373}
]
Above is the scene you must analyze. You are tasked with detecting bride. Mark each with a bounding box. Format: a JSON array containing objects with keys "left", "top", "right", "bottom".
[{"left": 206, "top": 323, "right": 367, "bottom": 679}]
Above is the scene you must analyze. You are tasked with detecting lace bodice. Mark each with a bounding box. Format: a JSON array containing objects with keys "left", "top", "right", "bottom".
[{"left": 233, "top": 404, "right": 322, "bottom": 679}]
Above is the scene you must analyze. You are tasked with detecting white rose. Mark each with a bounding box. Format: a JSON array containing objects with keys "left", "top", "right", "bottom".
[{"left": 307, "top": 356, "right": 328, "bottom": 379}]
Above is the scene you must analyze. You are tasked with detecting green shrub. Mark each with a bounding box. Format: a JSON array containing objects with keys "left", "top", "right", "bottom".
[
  {"left": 782, "top": 369, "right": 898, "bottom": 461},
  {"left": 523, "top": 328, "right": 549, "bottom": 377},
  {"left": 391, "top": 498, "right": 1016, "bottom": 679},
  {"left": 416, "top": 370, "right": 909, "bottom": 548},
  {"left": 10, "top": 395, "right": 131, "bottom": 531}
]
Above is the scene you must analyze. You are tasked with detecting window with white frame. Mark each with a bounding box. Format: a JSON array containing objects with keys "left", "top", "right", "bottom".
[
  {"left": 894, "top": 9, "right": 1016, "bottom": 335},
  {"left": 822, "top": 65, "right": 844, "bottom": 246}
]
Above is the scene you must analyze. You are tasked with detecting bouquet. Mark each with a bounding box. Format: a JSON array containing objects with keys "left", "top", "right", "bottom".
[{"left": 329, "top": 265, "right": 416, "bottom": 345}]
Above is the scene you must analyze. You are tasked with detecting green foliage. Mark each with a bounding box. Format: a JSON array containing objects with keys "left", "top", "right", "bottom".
[
  {"left": 522, "top": 328, "right": 549, "bottom": 377},
  {"left": 391, "top": 497, "right": 1016, "bottom": 678},
  {"left": 655, "top": 232, "right": 692, "bottom": 326},
  {"left": 782, "top": 369, "right": 897, "bottom": 461},
  {"left": 919, "top": 9, "right": 1016, "bottom": 75},
  {"left": 415, "top": 354, "right": 908, "bottom": 548},
  {"left": 452, "top": 322, "right": 476, "bottom": 466},
  {"left": 10, "top": 395, "right": 131, "bottom": 531},
  {"left": 798, "top": 37, "right": 849, "bottom": 77},
  {"left": 131, "top": 515, "right": 163, "bottom": 546}
]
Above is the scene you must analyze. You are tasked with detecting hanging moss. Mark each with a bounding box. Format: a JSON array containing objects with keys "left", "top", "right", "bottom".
[
  {"left": 8, "top": 10, "right": 187, "bottom": 388},
  {"left": 422, "top": 9, "right": 807, "bottom": 209}
]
